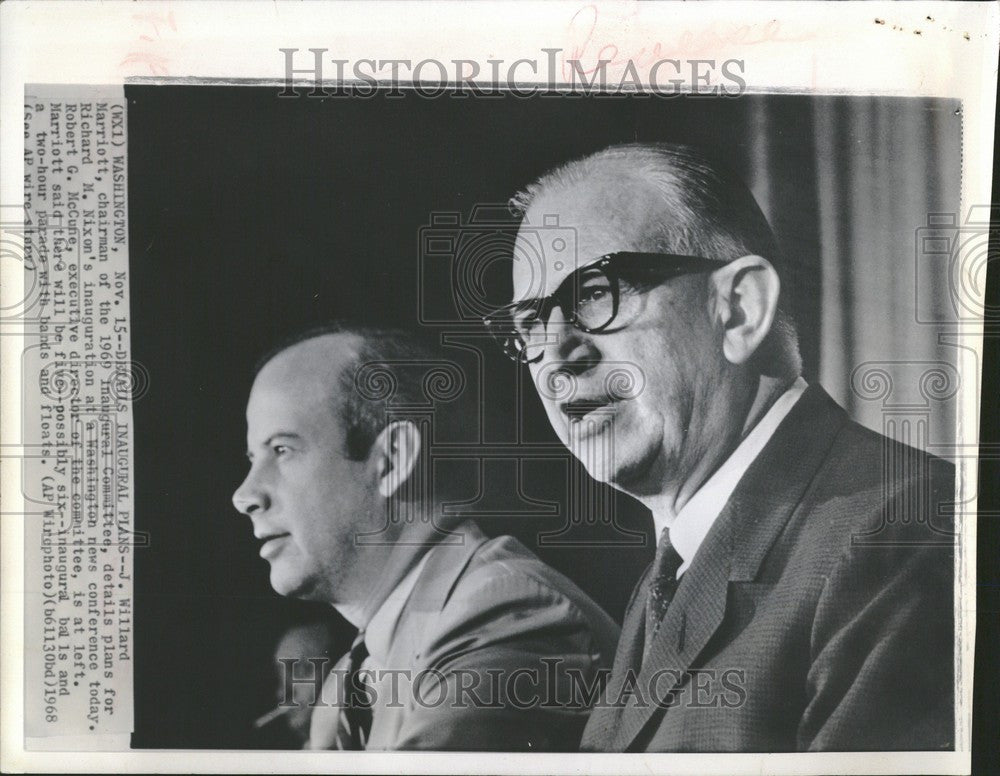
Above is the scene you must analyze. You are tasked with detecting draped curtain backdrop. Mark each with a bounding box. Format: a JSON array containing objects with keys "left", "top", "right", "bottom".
[{"left": 743, "top": 97, "right": 961, "bottom": 454}]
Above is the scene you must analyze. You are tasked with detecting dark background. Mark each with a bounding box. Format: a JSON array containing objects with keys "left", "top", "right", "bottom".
[{"left": 124, "top": 86, "right": 966, "bottom": 750}]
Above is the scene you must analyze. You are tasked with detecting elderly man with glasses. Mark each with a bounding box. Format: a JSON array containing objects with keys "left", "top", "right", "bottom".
[{"left": 485, "top": 143, "right": 955, "bottom": 753}]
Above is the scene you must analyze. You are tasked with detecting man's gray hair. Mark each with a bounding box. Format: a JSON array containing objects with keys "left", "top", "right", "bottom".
[{"left": 511, "top": 143, "right": 802, "bottom": 380}]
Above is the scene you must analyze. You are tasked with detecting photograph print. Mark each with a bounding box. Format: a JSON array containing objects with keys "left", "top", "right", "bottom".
[{"left": 121, "top": 85, "right": 965, "bottom": 754}]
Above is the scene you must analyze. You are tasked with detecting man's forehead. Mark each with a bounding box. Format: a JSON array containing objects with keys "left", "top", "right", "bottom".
[
  {"left": 512, "top": 178, "right": 663, "bottom": 298},
  {"left": 247, "top": 334, "right": 358, "bottom": 424},
  {"left": 262, "top": 333, "right": 360, "bottom": 386}
]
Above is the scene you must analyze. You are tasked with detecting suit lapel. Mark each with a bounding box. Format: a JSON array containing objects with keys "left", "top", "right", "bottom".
[
  {"left": 612, "top": 385, "right": 849, "bottom": 751},
  {"left": 382, "top": 521, "right": 489, "bottom": 656},
  {"left": 365, "top": 521, "right": 490, "bottom": 750},
  {"left": 612, "top": 513, "right": 734, "bottom": 751},
  {"left": 725, "top": 385, "right": 848, "bottom": 582}
]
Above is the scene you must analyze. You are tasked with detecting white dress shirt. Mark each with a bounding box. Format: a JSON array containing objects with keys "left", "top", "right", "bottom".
[
  {"left": 360, "top": 552, "right": 430, "bottom": 670},
  {"left": 655, "top": 377, "right": 808, "bottom": 577},
  {"left": 308, "top": 554, "right": 430, "bottom": 750}
]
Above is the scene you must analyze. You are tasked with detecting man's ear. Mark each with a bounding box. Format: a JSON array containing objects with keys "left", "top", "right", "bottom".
[
  {"left": 707, "top": 255, "right": 781, "bottom": 366},
  {"left": 370, "top": 420, "right": 423, "bottom": 499}
]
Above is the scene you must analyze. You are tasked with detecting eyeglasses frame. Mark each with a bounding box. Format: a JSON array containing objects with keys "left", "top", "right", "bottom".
[{"left": 483, "top": 251, "right": 727, "bottom": 363}]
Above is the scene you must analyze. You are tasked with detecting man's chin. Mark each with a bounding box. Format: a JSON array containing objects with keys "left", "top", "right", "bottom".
[
  {"left": 567, "top": 423, "right": 649, "bottom": 482},
  {"left": 269, "top": 568, "right": 309, "bottom": 599},
  {"left": 589, "top": 447, "right": 662, "bottom": 494}
]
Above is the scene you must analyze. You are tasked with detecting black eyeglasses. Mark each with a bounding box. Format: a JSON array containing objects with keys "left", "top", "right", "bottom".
[{"left": 483, "top": 251, "right": 725, "bottom": 363}]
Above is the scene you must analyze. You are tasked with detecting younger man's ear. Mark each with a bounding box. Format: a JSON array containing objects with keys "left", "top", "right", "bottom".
[
  {"left": 370, "top": 420, "right": 422, "bottom": 499},
  {"left": 707, "top": 255, "right": 781, "bottom": 366}
]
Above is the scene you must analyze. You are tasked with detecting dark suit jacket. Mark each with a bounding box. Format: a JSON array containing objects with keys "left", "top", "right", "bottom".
[
  {"left": 311, "top": 520, "right": 621, "bottom": 751},
  {"left": 581, "top": 384, "right": 955, "bottom": 752}
]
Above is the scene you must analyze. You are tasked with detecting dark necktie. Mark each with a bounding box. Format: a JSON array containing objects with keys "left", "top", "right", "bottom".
[
  {"left": 644, "top": 527, "right": 684, "bottom": 656},
  {"left": 338, "top": 631, "right": 372, "bottom": 750}
]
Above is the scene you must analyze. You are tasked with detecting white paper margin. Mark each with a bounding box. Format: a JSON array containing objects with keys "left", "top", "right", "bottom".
[{"left": 2, "top": 1, "right": 996, "bottom": 773}]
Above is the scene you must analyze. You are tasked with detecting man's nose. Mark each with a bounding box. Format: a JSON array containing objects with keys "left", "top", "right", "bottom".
[
  {"left": 232, "top": 473, "right": 269, "bottom": 516},
  {"left": 541, "top": 306, "right": 599, "bottom": 372}
]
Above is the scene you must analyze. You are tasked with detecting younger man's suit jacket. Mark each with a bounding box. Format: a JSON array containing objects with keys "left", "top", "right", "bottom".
[{"left": 313, "top": 520, "right": 621, "bottom": 751}]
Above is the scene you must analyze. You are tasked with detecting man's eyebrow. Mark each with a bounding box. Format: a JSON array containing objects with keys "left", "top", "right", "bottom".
[{"left": 263, "top": 432, "right": 303, "bottom": 445}]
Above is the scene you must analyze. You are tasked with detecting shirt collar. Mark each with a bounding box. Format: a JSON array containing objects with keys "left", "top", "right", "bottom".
[
  {"left": 361, "top": 551, "right": 431, "bottom": 666},
  {"left": 656, "top": 377, "right": 808, "bottom": 577}
]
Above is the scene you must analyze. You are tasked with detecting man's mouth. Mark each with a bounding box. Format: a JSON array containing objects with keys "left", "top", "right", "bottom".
[
  {"left": 561, "top": 398, "right": 617, "bottom": 424},
  {"left": 256, "top": 532, "right": 290, "bottom": 559}
]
